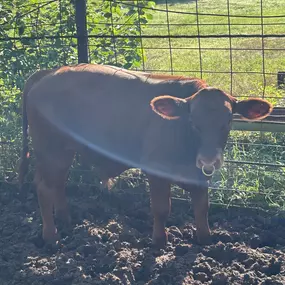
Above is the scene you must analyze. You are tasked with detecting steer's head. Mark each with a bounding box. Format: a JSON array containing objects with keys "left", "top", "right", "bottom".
[{"left": 150, "top": 87, "right": 273, "bottom": 176}]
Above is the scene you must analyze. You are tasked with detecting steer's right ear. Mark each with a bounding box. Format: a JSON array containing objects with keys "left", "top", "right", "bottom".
[{"left": 150, "top": 95, "right": 188, "bottom": 120}]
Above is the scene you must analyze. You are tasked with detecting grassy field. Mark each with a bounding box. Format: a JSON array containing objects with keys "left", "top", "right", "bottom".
[
  {"left": 141, "top": 0, "right": 285, "bottom": 104},
  {"left": 139, "top": 0, "right": 285, "bottom": 210}
]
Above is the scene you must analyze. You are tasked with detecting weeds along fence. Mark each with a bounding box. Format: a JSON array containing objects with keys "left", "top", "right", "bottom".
[{"left": 1, "top": 0, "right": 285, "bottom": 211}]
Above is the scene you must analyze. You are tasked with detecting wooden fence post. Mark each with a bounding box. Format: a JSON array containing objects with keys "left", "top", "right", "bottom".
[{"left": 75, "top": 0, "right": 88, "bottom": 63}]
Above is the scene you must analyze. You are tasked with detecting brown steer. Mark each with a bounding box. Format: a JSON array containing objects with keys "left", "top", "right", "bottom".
[{"left": 19, "top": 63, "right": 272, "bottom": 248}]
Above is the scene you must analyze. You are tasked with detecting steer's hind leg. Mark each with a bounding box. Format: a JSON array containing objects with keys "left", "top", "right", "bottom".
[
  {"left": 34, "top": 150, "right": 74, "bottom": 243},
  {"left": 34, "top": 166, "right": 58, "bottom": 243},
  {"left": 51, "top": 150, "right": 75, "bottom": 231},
  {"left": 147, "top": 174, "right": 171, "bottom": 248}
]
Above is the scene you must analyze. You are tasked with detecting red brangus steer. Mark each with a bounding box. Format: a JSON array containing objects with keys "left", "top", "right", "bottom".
[{"left": 19, "top": 63, "right": 273, "bottom": 248}]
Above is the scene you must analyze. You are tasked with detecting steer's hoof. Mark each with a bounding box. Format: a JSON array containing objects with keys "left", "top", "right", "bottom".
[
  {"left": 57, "top": 223, "right": 73, "bottom": 240},
  {"left": 43, "top": 240, "right": 62, "bottom": 254},
  {"left": 42, "top": 227, "right": 59, "bottom": 244},
  {"left": 31, "top": 231, "right": 61, "bottom": 253},
  {"left": 152, "top": 232, "right": 168, "bottom": 249},
  {"left": 55, "top": 213, "right": 72, "bottom": 230},
  {"left": 196, "top": 232, "right": 212, "bottom": 245},
  {"left": 42, "top": 230, "right": 62, "bottom": 254}
]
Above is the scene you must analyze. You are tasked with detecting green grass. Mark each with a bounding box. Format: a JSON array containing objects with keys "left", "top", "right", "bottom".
[
  {"left": 138, "top": 0, "right": 285, "bottom": 210},
  {"left": 140, "top": 0, "right": 285, "bottom": 104}
]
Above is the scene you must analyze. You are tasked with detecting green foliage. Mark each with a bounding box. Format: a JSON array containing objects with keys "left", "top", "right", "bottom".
[
  {"left": 88, "top": 0, "right": 155, "bottom": 68},
  {"left": 209, "top": 131, "right": 285, "bottom": 210},
  {"left": 0, "top": 0, "right": 77, "bottom": 145},
  {"left": 0, "top": 0, "right": 155, "bottom": 174}
]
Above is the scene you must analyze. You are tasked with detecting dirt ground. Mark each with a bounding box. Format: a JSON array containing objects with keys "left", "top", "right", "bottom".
[{"left": 0, "top": 180, "right": 285, "bottom": 285}]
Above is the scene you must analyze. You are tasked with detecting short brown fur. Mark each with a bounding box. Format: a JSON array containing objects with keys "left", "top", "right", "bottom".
[{"left": 19, "top": 63, "right": 272, "bottom": 248}]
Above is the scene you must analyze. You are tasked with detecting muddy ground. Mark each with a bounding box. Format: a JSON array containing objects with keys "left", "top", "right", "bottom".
[{"left": 0, "top": 179, "right": 285, "bottom": 285}]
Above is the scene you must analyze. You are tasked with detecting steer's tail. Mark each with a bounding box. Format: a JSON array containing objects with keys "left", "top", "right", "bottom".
[
  {"left": 18, "top": 80, "right": 30, "bottom": 191},
  {"left": 18, "top": 68, "right": 57, "bottom": 191}
]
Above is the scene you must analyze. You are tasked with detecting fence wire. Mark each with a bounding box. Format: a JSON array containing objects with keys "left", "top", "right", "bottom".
[{"left": 0, "top": 0, "right": 285, "bottom": 211}]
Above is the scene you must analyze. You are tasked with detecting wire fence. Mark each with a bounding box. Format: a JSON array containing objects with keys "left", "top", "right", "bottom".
[{"left": 1, "top": 0, "right": 285, "bottom": 211}]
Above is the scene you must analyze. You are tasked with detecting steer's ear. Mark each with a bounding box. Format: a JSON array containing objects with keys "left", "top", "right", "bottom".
[
  {"left": 233, "top": 98, "right": 273, "bottom": 121},
  {"left": 150, "top": 95, "right": 188, "bottom": 120}
]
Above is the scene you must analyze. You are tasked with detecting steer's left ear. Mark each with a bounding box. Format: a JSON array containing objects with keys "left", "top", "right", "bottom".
[
  {"left": 233, "top": 98, "right": 273, "bottom": 120},
  {"left": 150, "top": 95, "right": 188, "bottom": 120}
]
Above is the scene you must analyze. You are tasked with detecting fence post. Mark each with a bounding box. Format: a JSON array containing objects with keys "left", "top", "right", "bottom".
[
  {"left": 277, "top": 72, "right": 285, "bottom": 89},
  {"left": 75, "top": 0, "right": 89, "bottom": 63}
]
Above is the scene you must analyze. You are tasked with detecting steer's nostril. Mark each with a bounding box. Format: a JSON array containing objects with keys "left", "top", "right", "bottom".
[
  {"left": 200, "top": 160, "right": 208, "bottom": 166},
  {"left": 197, "top": 159, "right": 204, "bottom": 168},
  {"left": 200, "top": 159, "right": 216, "bottom": 166}
]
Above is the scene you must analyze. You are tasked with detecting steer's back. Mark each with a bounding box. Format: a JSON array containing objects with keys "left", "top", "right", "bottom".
[{"left": 26, "top": 64, "right": 206, "bottom": 173}]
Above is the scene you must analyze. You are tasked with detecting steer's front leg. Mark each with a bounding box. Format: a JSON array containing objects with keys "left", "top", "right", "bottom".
[
  {"left": 147, "top": 174, "right": 171, "bottom": 248},
  {"left": 186, "top": 184, "right": 211, "bottom": 244}
]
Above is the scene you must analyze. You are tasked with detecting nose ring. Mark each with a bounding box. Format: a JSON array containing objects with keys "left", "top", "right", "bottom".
[{"left": 202, "top": 165, "right": 216, "bottom": 176}]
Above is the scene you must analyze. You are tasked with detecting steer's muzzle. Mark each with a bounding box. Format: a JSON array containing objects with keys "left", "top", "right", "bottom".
[{"left": 196, "top": 149, "right": 223, "bottom": 176}]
